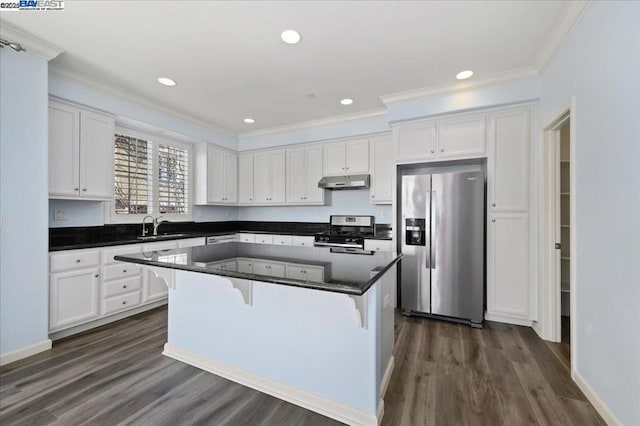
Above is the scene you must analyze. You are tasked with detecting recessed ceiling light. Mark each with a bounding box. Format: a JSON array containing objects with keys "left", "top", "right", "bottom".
[
  {"left": 281, "top": 30, "right": 301, "bottom": 44},
  {"left": 157, "top": 77, "right": 176, "bottom": 86},
  {"left": 244, "top": 118, "right": 255, "bottom": 124},
  {"left": 340, "top": 98, "right": 354, "bottom": 105},
  {"left": 456, "top": 70, "right": 474, "bottom": 80}
]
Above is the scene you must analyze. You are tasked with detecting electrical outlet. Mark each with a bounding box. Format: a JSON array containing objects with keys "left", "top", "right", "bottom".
[{"left": 53, "top": 209, "right": 68, "bottom": 220}]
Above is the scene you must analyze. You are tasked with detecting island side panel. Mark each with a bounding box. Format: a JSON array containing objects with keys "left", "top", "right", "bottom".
[
  {"left": 376, "top": 263, "right": 396, "bottom": 400},
  {"left": 167, "top": 270, "right": 380, "bottom": 414}
]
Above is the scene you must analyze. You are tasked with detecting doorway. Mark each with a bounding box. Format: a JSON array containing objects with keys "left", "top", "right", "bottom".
[{"left": 539, "top": 101, "right": 576, "bottom": 371}]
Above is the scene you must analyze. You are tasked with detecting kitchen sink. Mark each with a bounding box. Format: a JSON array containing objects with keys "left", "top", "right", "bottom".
[{"left": 136, "top": 233, "right": 192, "bottom": 241}]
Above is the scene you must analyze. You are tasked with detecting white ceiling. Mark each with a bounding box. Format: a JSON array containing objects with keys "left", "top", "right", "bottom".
[{"left": 2, "top": 1, "right": 573, "bottom": 133}]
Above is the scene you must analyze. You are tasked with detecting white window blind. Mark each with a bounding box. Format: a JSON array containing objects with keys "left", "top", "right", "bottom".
[
  {"left": 158, "top": 144, "right": 189, "bottom": 214},
  {"left": 114, "top": 134, "right": 153, "bottom": 215}
]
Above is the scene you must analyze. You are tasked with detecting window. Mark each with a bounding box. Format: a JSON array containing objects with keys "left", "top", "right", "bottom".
[{"left": 109, "top": 127, "right": 191, "bottom": 222}]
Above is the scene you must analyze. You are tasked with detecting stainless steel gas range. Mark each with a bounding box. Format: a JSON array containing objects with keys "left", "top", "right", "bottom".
[{"left": 313, "top": 215, "right": 375, "bottom": 254}]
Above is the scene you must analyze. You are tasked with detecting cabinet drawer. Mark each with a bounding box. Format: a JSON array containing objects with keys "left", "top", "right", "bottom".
[
  {"left": 273, "top": 235, "right": 293, "bottom": 246},
  {"left": 291, "top": 236, "right": 314, "bottom": 247},
  {"left": 104, "top": 263, "right": 141, "bottom": 281},
  {"left": 364, "top": 239, "right": 393, "bottom": 252},
  {"left": 102, "top": 291, "right": 141, "bottom": 316},
  {"left": 51, "top": 250, "right": 100, "bottom": 272},
  {"left": 238, "top": 233, "right": 256, "bottom": 243},
  {"left": 102, "top": 245, "right": 142, "bottom": 266},
  {"left": 141, "top": 241, "right": 178, "bottom": 252},
  {"left": 255, "top": 235, "right": 273, "bottom": 245},
  {"left": 177, "top": 238, "right": 206, "bottom": 248},
  {"left": 103, "top": 276, "right": 142, "bottom": 298}
]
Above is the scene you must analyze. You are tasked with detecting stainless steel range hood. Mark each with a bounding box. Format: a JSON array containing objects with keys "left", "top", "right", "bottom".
[{"left": 317, "top": 174, "right": 370, "bottom": 190}]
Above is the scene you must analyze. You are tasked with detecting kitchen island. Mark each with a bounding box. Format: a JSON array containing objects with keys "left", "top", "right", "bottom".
[{"left": 115, "top": 243, "right": 401, "bottom": 426}]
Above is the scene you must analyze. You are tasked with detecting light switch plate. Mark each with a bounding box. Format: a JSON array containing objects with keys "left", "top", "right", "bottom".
[{"left": 53, "top": 209, "right": 68, "bottom": 220}]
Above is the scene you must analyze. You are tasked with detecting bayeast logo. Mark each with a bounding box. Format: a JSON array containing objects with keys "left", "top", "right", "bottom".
[{"left": 0, "top": 0, "right": 64, "bottom": 11}]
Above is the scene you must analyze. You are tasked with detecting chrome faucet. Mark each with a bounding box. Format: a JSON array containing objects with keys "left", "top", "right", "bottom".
[
  {"left": 141, "top": 215, "right": 154, "bottom": 236},
  {"left": 153, "top": 216, "right": 169, "bottom": 236}
]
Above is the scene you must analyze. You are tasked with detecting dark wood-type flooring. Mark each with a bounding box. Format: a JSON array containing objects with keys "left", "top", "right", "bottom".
[{"left": 0, "top": 307, "right": 603, "bottom": 425}]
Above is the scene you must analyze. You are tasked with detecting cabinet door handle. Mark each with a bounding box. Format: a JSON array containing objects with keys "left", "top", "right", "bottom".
[
  {"left": 123, "top": 285, "right": 127, "bottom": 288},
  {"left": 440, "top": 149, "right": 444, "bottom": 153},
  {"left": 82, "top": 188, "right": 87, "bottom": 192},
  {"left": 430, "top": 150, "right": 435, "bottom": 154},
  {"left": 492, "top": 219, "right": 496, "bottom": 223},
  {"left": 122, "top": 301, "right": 127, "bottom": 305},
  {"left": 371, "top": 195, "right": 375, "bottom": 198},
  {"left": 491, "top": 203, "right": 496, "bottom": 207},
  {"left": 74, "top": 187, "right": 79, "bottom": 191},
  {"left": 249, "top": 198, "right": 253, "bottom": 201},
  {"left": 123, "top": 269, "right": 127, "bottom": 273},
  {"left": 76, "top": 259, "right": 81, "bottom": 263},
  {"left": 94, "top": 274, "right": 99, "bottom": 278}
]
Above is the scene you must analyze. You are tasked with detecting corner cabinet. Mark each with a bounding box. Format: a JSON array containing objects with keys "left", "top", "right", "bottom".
[
  {"left": 194, "top": 144, "right": 237, "bottom": 205},
  {"left": 369, "top": 136, "right": 393, "bottom": 204},
  {"left": 323, "top": 139, "right": 369, "bottom": 176},
  {"left": 286, "top": 145, "right": 324, "bottom": 204},
  {"left": 49, "top": 100, "right": 115, "bottom": 200}
]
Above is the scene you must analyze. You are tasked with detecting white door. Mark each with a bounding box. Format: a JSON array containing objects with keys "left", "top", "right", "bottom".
[
  {"left": 50, "top": 268, "right": 100, "bottom": 331},
  {"left": 395, "top": 122, "right": 437, "bottom": 163},
  {"left": 49, "top": 102, "right": 80, "bottom": 197},
  {"left": 438, "top": 115, "right": 487, "bottom": 159},
  {"left": 224, "top": 152, "right": 238, "bottom": 203},
  {"left": 286, "top": 148, "right": 306, "bottom": 203},
  {"left": 487, "top": 214, "right": 530, "bottom": 318},
  {"left": 79, "top": 111, "right": 114, "bottom": 199},
  {"left": 238, "top": 154, "right": 254, "bottom": 203},
  {"left": 370, "top": 137, "right": 393, "bottom": 204},
  {"left": 253, "top": 152, "right": 271, "bottom": 203},
  {"left": 489, "top": 110, "right": 530, "bottom": 212},
  {"left": 323, "top": 141, "right": 346, "bottom": 175},
  {"left": 345, "top": 139, "right": 369, "bottom": 174},
  {"left": 206, "top": 148, "right": 225, "bottom": 203},
  {"left": 237, "top": 259, "right": 254, "bottom": 274},
  {"left": 303, "top": 267, "right": 324, "bottom": 282},
  {"left": 305, "top": 146, "right": 324, "bottom": 203},
  {"left": 270, "top": 150, "right": 286, "bottom": 203},
  {"left": 285, "top": 266, "right": 304, "bottom": 280}
]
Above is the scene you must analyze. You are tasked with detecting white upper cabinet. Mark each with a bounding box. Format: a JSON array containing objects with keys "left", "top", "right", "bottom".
[
  {"left": 286, "top": 145, "right": 324, "bottom": 204},
  {"left": 438, "top": 114, "right": 486, "bottom": 159},
  {"left": 323, "top": 139, "right": 369, "bottom": 176},
  {"left": 488, "top": 109, "right": 530, "bottom": 212},
  {"left": 238, "top": 153, "right": 254, "bottom": 204},
  {"left": 253, "top": 150, "right": 286, "bottom": 204},
  {"left": 395, "top": 121, "right": 437, "bottom": 163},
  {"left": 49, "top": 100, "right": 114, "bottom": 199},
  {"left": 394, "top": 112, "right": 487, "bottom": 164},
  {"left": 194, "top": 144, "right": 237, "bottom": 204},
  {"left": 369, "top": 136, "right": 393, "bottom": 204}
]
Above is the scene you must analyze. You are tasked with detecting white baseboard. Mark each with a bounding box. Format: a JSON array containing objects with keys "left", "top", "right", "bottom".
[
  {"left": 484, "top": 312, "right": 534, "bottom": 327},
  {"left": 380, "top": 356, "right": 395, "bottom": 398},
  {"left": 531, "top": 321, "right": 544, "bottom": 338},
  {"left": 572, "top": 370, "right": 621, "bottom": 426},
  {"left": 163, "top": 343, "right": 380, "bottom": 426},
  {"left": 0, "top": 339, "right": 52, "bottom": 366}
]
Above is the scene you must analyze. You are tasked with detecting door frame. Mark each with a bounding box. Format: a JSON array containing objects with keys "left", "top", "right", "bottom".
[{"left": 538, "top": 99, "right": 576, "bottom": 366}]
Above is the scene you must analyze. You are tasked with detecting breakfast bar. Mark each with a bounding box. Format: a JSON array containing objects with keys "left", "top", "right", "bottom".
[{"left": 116, "top": 243, "right": 401, "bottom": 425}]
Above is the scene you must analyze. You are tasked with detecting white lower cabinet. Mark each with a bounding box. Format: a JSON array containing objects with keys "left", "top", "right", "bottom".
[
  {"left": 285, "top": 265, "right": 324, "bottom": 282},
  {"left": 101, "top": 291, "right": 142, "bottom": 316},
  {"left": 237, "top": 259, "right": 254, "bottom": 274},
  {"left": 487, "top": 214, "right": 530, "bottom": 320},
  {"left": 49, "top": 267, "right": 100, "bottom": 331},
  {"left": 252, "top": 261, "right": 286, "bottom": 278}
]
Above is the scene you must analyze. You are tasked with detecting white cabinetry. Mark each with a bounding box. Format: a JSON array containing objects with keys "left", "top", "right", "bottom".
[
  {"left": 488, "top": 109, "right": 530, "bottom": 212},
  {"left": 487, "top": 214, "right": 530, "bottom": 318},
  {"left": 238, "top": 153, "right": 254, "bottom": 204},
  {"left": 323, "top": 139, "right": 369, "bottom": 176},
  {"left": 394, "top": 112, "right": 486, "bottom": 164},
  {"left": 364, "top": 239, "right": 393, "bottom": 252},
  {"left": 49, "top": 100, "right": 114, "bottom": 199},
  {"left": 194, "top": 144, "right": 237, "bottom": 204},
  {"left": 50, "top": 267, "right": 100, "bottom": 331},
  {"left": 253, "top": 150, "right": 286, "bottom": 204},
  {"left": 285, "top": 264, "right": 324, "bottom": 282},
  {"left": 485, "top": 105, "right": 534, "bottom": 324},
  {"left": 369, "top": 136, "right": 393, "bottom": 204},
  {"left": 252, "top": 261, "right": 286, "bottom": 278},
  {"left": 286, "top": 145, "right": 324, "bottom": 204},
  {"left": 141, "top": 241, "right": 178, "bottom": 302}
]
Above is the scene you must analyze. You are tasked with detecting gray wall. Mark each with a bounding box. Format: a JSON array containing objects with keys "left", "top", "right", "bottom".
[
  {"left": 540, "top": 2, "right": 640, "bottom": 423},
  {"left": 0, "top": 49, "right": 50, "bottom": 355}
]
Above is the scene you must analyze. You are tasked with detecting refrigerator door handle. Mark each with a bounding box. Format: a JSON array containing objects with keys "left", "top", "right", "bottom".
[
  {"left": 430, "top": 191, "right": 436, "bottom": 269},
  {"left": 425, "top": 191, "right": 435, "bottom": 269}
]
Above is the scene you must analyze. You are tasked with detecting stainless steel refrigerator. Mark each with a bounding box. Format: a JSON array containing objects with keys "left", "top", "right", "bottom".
[{"left": 399, "top": 170, "right": 485, "bottom": 327}]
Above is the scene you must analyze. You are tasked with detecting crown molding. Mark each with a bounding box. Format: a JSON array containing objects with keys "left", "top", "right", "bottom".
[
  {"left": 380, "top": 66, "right": 539, "bottom": 106},
  {"left": 238, "top": 108, "right": 388, "bottom": 139},
  {"left": 48, "top": 66, "right": 237, "bottom": 138},
  {"left": 535, "top": 0, "right": 591, "bottom": 75},
  {"left": 0, "top": 19, "right": 63, "bottom": 60}
]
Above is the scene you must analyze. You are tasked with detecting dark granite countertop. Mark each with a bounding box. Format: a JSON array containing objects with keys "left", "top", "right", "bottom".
[
  {"left": 50, "top": 221, "right": 393, "bottom": 251},
  {"left": 115, "top": 242, "right": 401, "bottom": 296}
]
